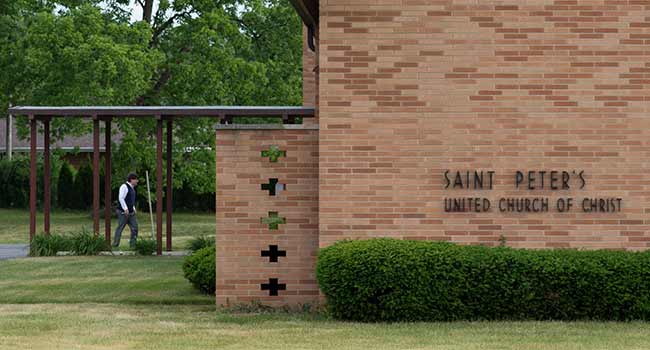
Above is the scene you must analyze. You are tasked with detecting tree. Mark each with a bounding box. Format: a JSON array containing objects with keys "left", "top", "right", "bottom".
[
  {"left": 58, "top": 161, "right": 77, "bottom": 209},
  {"left": 1, "top": 0, "right": 303, "bottom": 196}
]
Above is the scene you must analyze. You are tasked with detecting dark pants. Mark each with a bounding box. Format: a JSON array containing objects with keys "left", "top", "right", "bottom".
[{"left": 113, "top": 210, "right": 138, "bottom": 248}]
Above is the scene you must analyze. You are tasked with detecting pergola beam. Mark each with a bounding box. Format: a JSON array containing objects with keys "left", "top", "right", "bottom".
[
  {"left": 156, "top": 116, "right": 164, "bottom": 255},
  {"left": 29, "top": 116, "right": 37, "bottom": 241},
  {"left": 166, "top": 119, "right": 173, "bottom": 252},
  {"left": 92, "top": 117, "right": 100, "bottom": 236},
  {"left": 43, "top": 117, "right": 51, "bottom": 235},
  {"left": 8, "top": 106, "right": 315, "bottom": 118},
  {"left": 104, "top": 118, "right": 112, "bottom": 245}
]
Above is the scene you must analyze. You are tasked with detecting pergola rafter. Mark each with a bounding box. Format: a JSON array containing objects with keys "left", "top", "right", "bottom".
[{"left": 8, "top": 106, "right": 316, "bottom": 255}]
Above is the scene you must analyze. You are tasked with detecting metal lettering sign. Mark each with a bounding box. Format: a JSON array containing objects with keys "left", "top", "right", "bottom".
[{"left": 443, "top": 170, "right": 622, "bottom": 213}]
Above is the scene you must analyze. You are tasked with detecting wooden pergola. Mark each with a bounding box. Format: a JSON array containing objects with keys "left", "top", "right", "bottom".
[{"left": 8, "top": 106, "right": 315, "bottom": 255}]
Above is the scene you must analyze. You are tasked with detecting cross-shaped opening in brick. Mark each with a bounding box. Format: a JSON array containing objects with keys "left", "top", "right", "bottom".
[
  {"left": 261, "top": 211, "right": 286, "bottom": 230},
  {"left": 261, "top": 278, "right": 286, "bottom": 296},
  {"left": 261, "top": 245, "right": 286, "bottom": 263},
  {"left": 261, "top": 145, "right": 286, "bottom": 163},
  {"left": 261, "top": 178, "right": 286, "bottom": 196}
]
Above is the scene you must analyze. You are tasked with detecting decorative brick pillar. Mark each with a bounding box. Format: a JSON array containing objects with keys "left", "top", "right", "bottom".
[{"left": 215, "top": 125, "right": 319, "bottom": 307}]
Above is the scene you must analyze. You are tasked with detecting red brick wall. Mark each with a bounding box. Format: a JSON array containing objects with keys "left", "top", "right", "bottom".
[
  {"left": 318, "top": 0, "right": 650, "bottom": 249},
  {"left": 216, "top": 126, "right": 319, "bottom": 306},
  {"left": 303, "top": 25, "right": 317, "bottom": 109}
]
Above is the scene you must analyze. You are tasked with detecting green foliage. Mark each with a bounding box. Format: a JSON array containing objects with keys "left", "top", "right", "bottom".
[
  {"left": 75, "top": 162, "right": 94, "bottom": 209},
  {"left": 0, "top": 154, "right": 62, "bottom": 209},
  {"left": 317, "top": 238, "right": 650, "bottom": 322},
  {"left": 0, "top": 156, "right": 215, "bottom": 211},
  {"left": 182, "top": 246, "right": 215, "bottom": 294},
  {"left": 57, "top": 162, "right": 78, "bottom": 210},
  {"left": 186, "top": 236, "right": 215, "bottom": 253},
  {"left": 134, "top": 238, "right": 157, "bottom": 256},
  {"left": 261, "top": 145, "right": 286, "bottom": 163},
  {"left": 0, "top": 157, "right": 30, "bottom": 208},
  {"left": 70, "top": 228, "right": 109, "bottom": 255},
  {"left": 1, "top": 0, "right": 303, "bottom": 199},
  {"left": 173, "top": 183, "right": 215, "bottom": 211},
  {"left": 30, "top": 234, "right": 72, "bottom": 256},
  {"left": 261, "top": 211, "right": 285, "bottom": 230}
]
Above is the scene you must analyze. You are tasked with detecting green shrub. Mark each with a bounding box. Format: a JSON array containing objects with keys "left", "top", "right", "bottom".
[
  {"left": 57, "top": 162, "right": 78, "bottom": 210},
  {"left": 0, "top": 156, "right": 30, "bottom": 208},
  {"left": 316, "top": 238, "right": 650, "bottom": 322},
  {"left": 69, "top": 229, "right": 109, "bottom": 256},
  {"left": 75, "top": 162, "right": 94, "bottom": 209},
  {"left": 134, "top": 238, "right": 157, "bottom": 256},
  {"left": 30, "top": 234, "right": 72, "bottom": 256},
  {"left": 0, "top": 156, "right": 213, "bottom": 211},
  {"left": 187, "top": 236, "right": 215, "bottom": 253},
  {"left": 182, "top": 246, "right": 215, "bottom": 294}
]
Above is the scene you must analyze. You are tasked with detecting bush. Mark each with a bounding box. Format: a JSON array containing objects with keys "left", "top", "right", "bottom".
[
  {"left": 57, "top": 162, "right": 78, "bottom": 210},
  {"left": 30, "top": 234, "right": 72, "bottom": 256},
  {"left": 187, "top": 236, "right": 215, "bottom": 253},
  {"left": 0, "top": 156, "right": 214, "bottom": 212},
  {"left": 69, "top": 229, "right": 109, "bottom": 256},
  {"left": 75, "top": 162, "right": 94, "bottom": 209},
  {"left": 134, "top": 238, "right": 157, "bottom": 256},
  {"left": 182, "top": 246, "right": 215, "bottom": 294},
  {"left": 316, "top": 238, "right": 650, "bottom": 322},
  {"left": 0, "top": 156, "right": 30, "bottom": 208}
]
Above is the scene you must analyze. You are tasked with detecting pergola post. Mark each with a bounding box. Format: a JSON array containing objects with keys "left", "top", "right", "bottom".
[
  {"left": 43, "top": 117, "right": 51, "bottom": 235},
  {"left": 104, "top": 118, "right": 112, "bottom": 244},
  {"left": 29, "top": 115, "right": 37, "bottom": 241},
  {"left": 166, "top": 119, "right": 173, "bottom": 251},
  {"left": 156, "top": 116, "right": 163, "bottom": 255},
  {"left": 92, "top": 116, "right": 100, "bottom": 235}
]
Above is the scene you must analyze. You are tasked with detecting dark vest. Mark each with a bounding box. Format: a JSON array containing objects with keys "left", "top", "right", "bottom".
[{"left": 124, "top": 183, "right": 136, "bottom": 213}]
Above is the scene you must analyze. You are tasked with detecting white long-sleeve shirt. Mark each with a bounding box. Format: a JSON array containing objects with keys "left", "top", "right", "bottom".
[{"left": 118, "top": 183, "right": 135, "bottom": 213}]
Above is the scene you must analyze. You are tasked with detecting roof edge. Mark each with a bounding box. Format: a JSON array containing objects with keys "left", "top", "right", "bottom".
[{"left": 289, "top": 0, "right": 318, "bottom": 28}]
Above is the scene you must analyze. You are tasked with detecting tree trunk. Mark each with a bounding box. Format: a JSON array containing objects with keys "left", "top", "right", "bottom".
[{"left": 143, "top": 0, "right": 154, "bottom": 23}]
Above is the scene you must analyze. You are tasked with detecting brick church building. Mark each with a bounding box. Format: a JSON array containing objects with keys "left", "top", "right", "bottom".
[{"left": 215, "top": 0, "right": 650, "bottom": 306}]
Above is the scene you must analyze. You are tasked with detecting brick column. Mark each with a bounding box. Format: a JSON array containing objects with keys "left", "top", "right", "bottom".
[{"left": 215, "top": 125, "right": 319, "bottom": 307}]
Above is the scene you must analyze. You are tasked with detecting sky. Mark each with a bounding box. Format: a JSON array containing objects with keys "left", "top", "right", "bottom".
[{"left": 129, "top": 1, "right": 143, "bottom": 21}]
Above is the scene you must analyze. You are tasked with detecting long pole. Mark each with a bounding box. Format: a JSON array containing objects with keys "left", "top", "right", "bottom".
[
  {"left": 155, "top": 117, "right": 163, "bottom": 255},
  {"left": 104, "top": 118, "right": 112, "bottom": 244},
  {"left": 29, "top": 116, "right": 37, "bottom": 241},
  {"left": 166, "top": 119, "right": 172, "bottom": 251},
  {"left": 92, "top": 117, "right": 100, "bottom": 235},
  {"left": 146, "top": 171, "right": 155, "bottom": 239},
  {"left": 43, "top": 118, "right": 50, "bottom": 235},
  {"left": 6, "top": 106, "right": 11, "bottom": 160}
]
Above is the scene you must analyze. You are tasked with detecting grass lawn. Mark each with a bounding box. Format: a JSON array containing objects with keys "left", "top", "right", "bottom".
[
  {"left": 2, "top": 304, "right": 650, "bottom": 350},
  {"left": 0, "top": 208, "right": 214, "bottom": 250},
  {"left": 1, "top": 256, "right": 650, "bottom": 349},
  {"left": 0, "top": 256, "right": 210, "bottom": 305}
]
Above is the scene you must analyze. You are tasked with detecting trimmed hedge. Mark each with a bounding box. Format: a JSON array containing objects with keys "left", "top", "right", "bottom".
[
  {"left": 316, "top": 239, "right": 650, "bottom": 322},
  {"left": 182, "top": 246, "right": 216, "bottom": 295}
]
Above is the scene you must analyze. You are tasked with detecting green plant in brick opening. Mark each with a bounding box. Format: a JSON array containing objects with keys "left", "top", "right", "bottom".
[
  {"left": 261, "top": 145, "right": 286, "bottom": 162},
  {"left": 261, "top": 212, "right": 286, "bottom": 230}
]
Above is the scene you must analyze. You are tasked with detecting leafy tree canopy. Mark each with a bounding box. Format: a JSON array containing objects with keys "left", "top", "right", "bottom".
[{"left": 0, "top": 0, "right": 303, "bottom": 194}]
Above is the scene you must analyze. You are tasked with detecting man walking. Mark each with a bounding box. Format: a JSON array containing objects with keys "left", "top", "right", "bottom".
[{"left": 113, "top": 173, "right": 139, "bottom": 249}]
